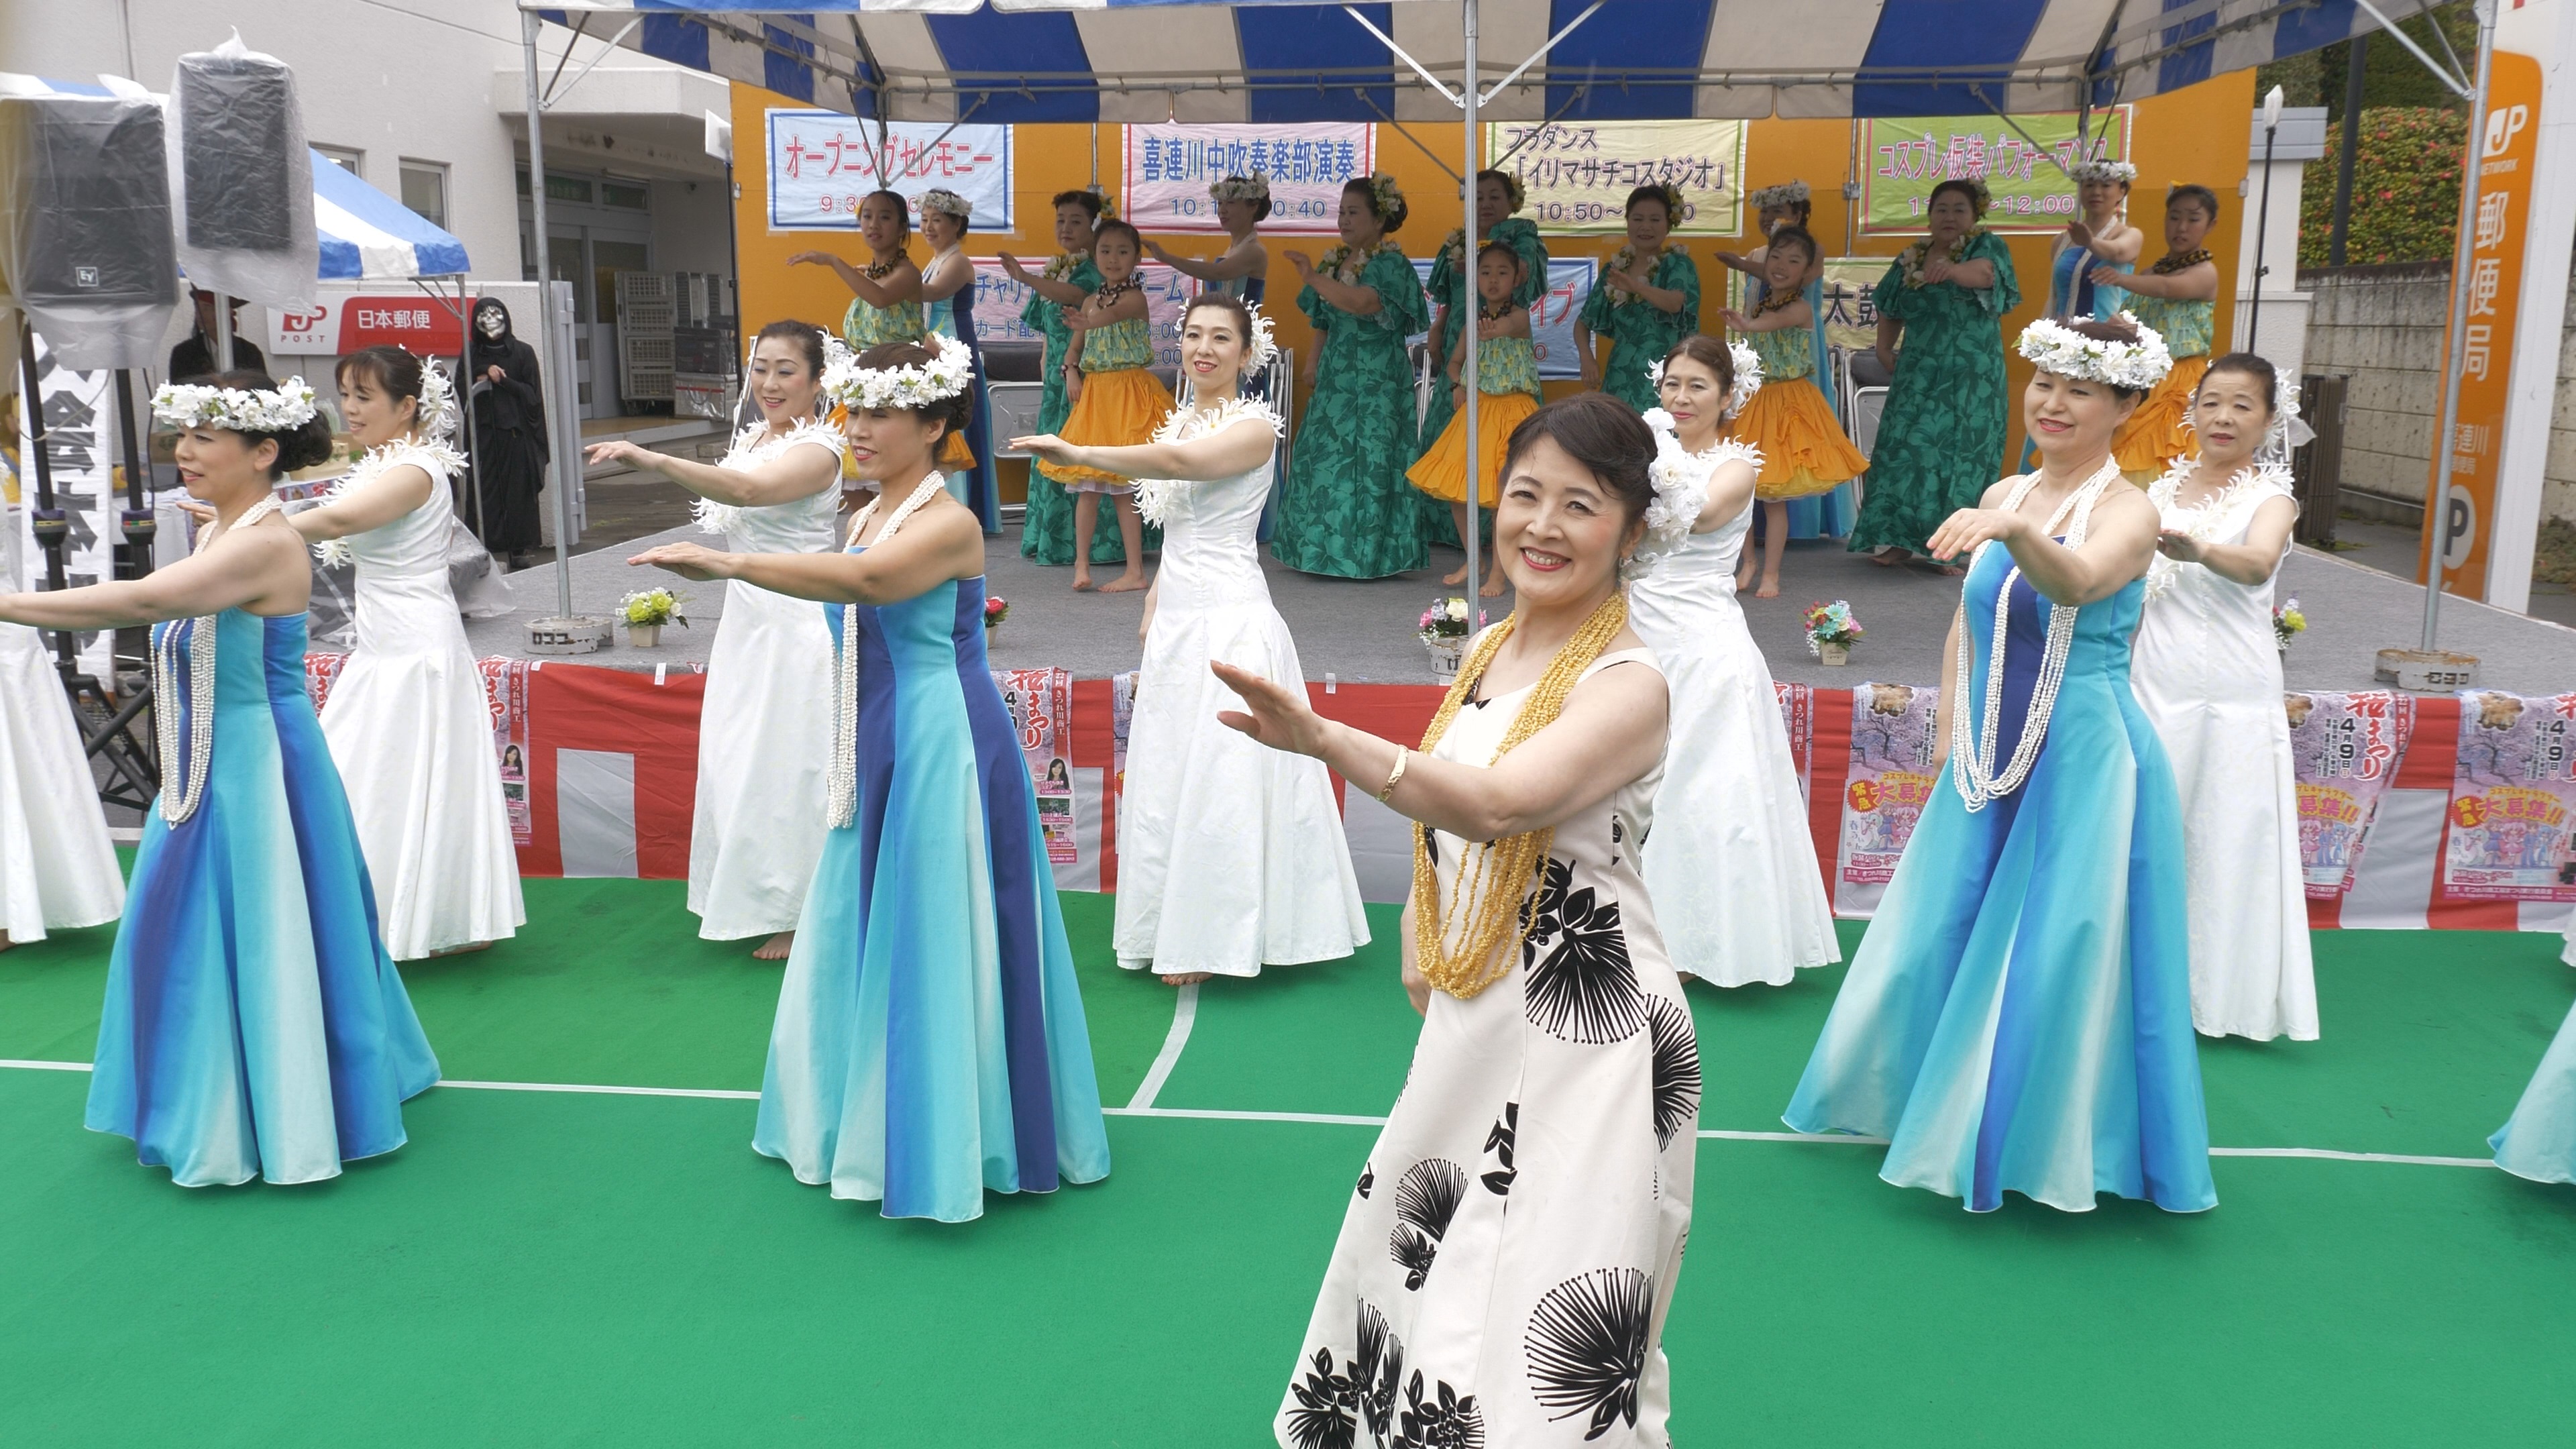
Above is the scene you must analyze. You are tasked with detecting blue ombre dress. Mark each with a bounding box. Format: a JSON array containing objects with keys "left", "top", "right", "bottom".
[
  {"left": 924, "top": 249, "right": 1000, "bottom": 534},
  {"left": 753, "top": 550, "right": 1112, "bottom": 1222},
  {"left": 1784, "top": 538, "right": 2216, "bottom": 1214},
  {"left": 89, "top": 608, "right": 439, "bottom": 1187},
  {"left": 2491, "top": 1002, "right": 2576, "bottom": 1185}
]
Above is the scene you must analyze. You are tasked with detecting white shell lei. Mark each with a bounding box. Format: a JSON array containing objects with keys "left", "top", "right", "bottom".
[
  {"left": 2142, "top": 459, "right": 2294, "bottom": 602},
  {"left": 1132, "top": 396, "right": 1285, "bottom": 528},
  {"left": 694, "top": 417, "right": 849, "bottom": 537},
  {"left": 310, "top": 436, "right": 468, "bottom": 568},
  {"left": 156, "top": 494, "right": 286, "bottom": 824},
  {"left": 1949, "top": 458, "right": 2122, "bottom": 812},
  {"left": 825, "top": 474, "right": 951, "bottom": 830},
  {"left": 1629, "top": 409, "right": 1762, "bottom": 580}
]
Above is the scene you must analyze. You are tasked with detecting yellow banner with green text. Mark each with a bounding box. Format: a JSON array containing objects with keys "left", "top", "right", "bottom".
[{"left": 1483, "top": 119, "right": 1746, "bottom": 236}]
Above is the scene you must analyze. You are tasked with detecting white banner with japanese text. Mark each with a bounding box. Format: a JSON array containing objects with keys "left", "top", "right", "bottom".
[
  {"left": 766, "top": 112, "right": 1012, "bottom": 232},
  {"left": 971, "top": 261, "right": 1200, "bottom": 370},
  {"left": 1122, "top": 122, "right": 1371, "bottom": 235}
]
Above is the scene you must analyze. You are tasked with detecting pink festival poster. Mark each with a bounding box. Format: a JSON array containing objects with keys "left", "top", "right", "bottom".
[
  {"left": 1773, "top": 680, "right": 1813, "bottom": 808},
  {"left": 1840, "top": 682, "right": 1941, "bottom": 886},
  {"left": 2443, "top": 690, "right": 2576, "bottom": 901},
  {"left": 996, "top": 667, "right": 1077, "bottom": 865},
  {"left": 2286, "top": 690, "right": 2413, "bottom": 898},
  {"left": 481, "top": 658, "right": 533, "bottom": 847}
]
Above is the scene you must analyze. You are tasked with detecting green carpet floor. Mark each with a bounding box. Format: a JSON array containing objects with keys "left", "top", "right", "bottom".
[{"left": 3, "top": 880, "right": 2573, "bottom": 1445}]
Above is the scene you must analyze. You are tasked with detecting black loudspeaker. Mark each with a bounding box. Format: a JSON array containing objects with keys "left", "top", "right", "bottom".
[
  {"left": 0, "top": 94, "right": 178, "bottom": 309},
  {"left": 176, "top": 50, "right": 297, "bottom": 252}
]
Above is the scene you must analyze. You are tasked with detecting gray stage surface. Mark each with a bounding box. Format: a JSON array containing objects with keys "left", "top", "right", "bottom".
[{"left": 464, "top": 524, "right": 2576, "bottom": 694}]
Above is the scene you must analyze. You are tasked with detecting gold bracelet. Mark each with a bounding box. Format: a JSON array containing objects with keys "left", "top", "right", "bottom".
[{"left": 1377, "top": 749, "right": 1410, "bottom": 804}]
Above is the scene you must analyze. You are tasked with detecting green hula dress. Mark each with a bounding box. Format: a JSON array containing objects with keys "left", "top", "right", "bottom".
[
  {"left": 1019, "top": 256, "right": 1141, "bottom": 568},
  {"left": 1273, "top": 246, "right": 1431, "bottom": 580},
  {"left": 1577, "top": 247, "right": 1701, "bottom": 412},
  {"left": 1417, "top": 218, "right": 1548, "bottom": 548},
  {"left": 1847, "top": 230, "right": 2022, "bottom": 555}
]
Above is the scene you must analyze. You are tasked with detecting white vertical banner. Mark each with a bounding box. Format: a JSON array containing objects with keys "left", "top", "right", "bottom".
[
  {"left": 1122, "top": 122, "right": 1373, "bottom": 234},
  {"left": 765, "top": 112, "right": 1014, "bottom": 233},
  {"left": 14, "top": 334, "right": 119, "bottom": 678}
]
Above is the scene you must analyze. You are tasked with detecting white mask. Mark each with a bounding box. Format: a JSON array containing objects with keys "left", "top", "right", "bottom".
[{"left": 478, "top": 309, "right": 507, "bottom": 339}]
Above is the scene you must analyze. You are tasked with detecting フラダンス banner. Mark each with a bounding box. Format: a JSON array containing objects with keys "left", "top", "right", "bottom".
[
  {"left": 767, "top": 113, "right": 1012, "bottom": 233},
  {"left": 1860, "top": 109, "right": 2132, "bottom": 235},
  {"left": 1485, "top": 120, "right": 1745, "bottom": 236},
  {"left": 1122, "top": 123, "right": 1371, "bottom": 235}
]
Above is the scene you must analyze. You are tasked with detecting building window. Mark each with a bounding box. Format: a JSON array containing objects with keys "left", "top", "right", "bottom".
[
  {"left": 601, "top": 179, "right": 649, "bottom": 211},
  {"left": 399, "top": 160, "right": 448, "bottom": 229},
  {"left": 315, "top": 145, "right": 363, "bottom": 175}
]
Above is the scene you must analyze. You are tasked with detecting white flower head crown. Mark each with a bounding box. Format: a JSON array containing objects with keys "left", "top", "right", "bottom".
[
  {"left": 1747, "top": 180, "right": 1811, "bottom": 209},
  {"left": 152, "top": 376, "right": 320, "bottom": 433},
  {"left": 2068, "top": 158, "right": 2139, "bottom": 185},
  {"left": 918, "top": 188, "right": 971, "bottom": 221},
  {"left": 1644, "top": 338, "right": 1765, "bottom": 421},
  {"left": 1210, "top": 174, "right": 1271, "bottom": 204},
  {"left": 2016, "top": 311, "right": 2173, "bottom": 392},
  {"left": 413, "top": 354, "right": 458, "bottom": 439},
  {"left": 1240, "top": 302, "right": 1279, "bottom": 376},
  {"left": 1365, "top": 172, "right": 1405, "bottom": 222},
  {"left": 820, "top": 331, "right": 974, "bottom": 411}
]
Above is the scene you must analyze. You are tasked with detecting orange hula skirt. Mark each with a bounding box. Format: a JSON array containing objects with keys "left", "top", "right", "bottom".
[
  {"left": 938, "top": 429, "right": 975, "bottom": 470},
  {"left": 2112, "top": 352, "right": 2209, "bottom": 480},
  {"left": 1407, "top": 388, "right": 1538, "bottom": 506},
  {"left": 1040, "top": 367, "right": 1175, "bottom": 494},
  {"left": 1733, "top": 376, "right": 1869, "bottom": 501}
]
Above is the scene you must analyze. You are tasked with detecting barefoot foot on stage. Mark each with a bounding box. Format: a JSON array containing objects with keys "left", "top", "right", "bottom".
[
  {"left": 1100, "top": 570, "right": 1148, "bottom": 594},
  {"left": 753, "top": 930, "right": 794, "bottom": 962},
  {"left": 1161, "top": 971, "right": 1214, "bottom": 987}
]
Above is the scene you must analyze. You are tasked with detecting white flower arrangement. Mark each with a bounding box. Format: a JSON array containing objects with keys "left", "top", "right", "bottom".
[
  {"left": 152, "top": 376, "right": 319, "bottom": 433},
  {"left": 2068, "top": 158, "right": 2139, "bottom": 185},
  {"left": 1747, "top": 180, "right": 1811, "bottom": 209},
  {"left": 2015, "top": 311, "right": 2174, "bottom": 392},
  {"left": 918, "top": 188, "right": 971, "bottom": 220},
  {"left": 1365, "top": 172, "right": 1405, "bottom": 222},
  {"left": 619, "top": 587, "right": 687, "bottom": 629},
  {"left": 415, "top": 358, "right": 458, "bottom": 440},
  {"left": 1209, "top": 174, "right": 1271, "bottom": 203},
  {"left": 1241, "top": 302, "right": 1279, "bottom": 377},
  {"left": 820, "top": 332, "right": 974, "bottom": 411}
]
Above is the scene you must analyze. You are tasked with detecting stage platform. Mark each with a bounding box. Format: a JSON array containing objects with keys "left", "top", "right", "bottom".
[
  {"left": 466, "top": 522, "right": 2576, "bottom": 694},
  {"left": 2, "top": 882, "right": 2569, "bottom": 1445}
]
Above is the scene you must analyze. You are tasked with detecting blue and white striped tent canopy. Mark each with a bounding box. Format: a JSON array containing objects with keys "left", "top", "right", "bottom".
[
  {"left": 7, "top": 75, "right": 470, "bottom": 280},
  {"left": 310, "top": 148, "right": 472, "bottom": 280},
  {"left": 529, "top": 0, "right": 2435, "bottom": 122}
]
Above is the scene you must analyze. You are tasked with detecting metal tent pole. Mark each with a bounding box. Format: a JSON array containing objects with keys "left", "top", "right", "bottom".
[
  {"left": 2419, "top": 1, "right": 2497, "bottom": 650},
  {"left": 2249, "top": 110, "right": 2278, "bottom": 352},
  {"left": 1461, "top": 0, "right": 1480, "bottom": 611},
  {"left": 525, "top": 9, "right": 575, "bottom": 623}
]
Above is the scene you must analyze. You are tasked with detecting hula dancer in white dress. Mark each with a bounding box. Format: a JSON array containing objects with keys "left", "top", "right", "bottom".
[
  {"left": 588, "top": 323, "right": 847, "bottom": 960},
  {"left": 2131, "top": 352, "right": 2317, "bottom": 1041},
  {"left": 0, "top": 505, "right": 125, "bottom": 950},
  {"left": 1016, "top": 295, "right": 1368, "bottom": 985},
  {"left": 1629, "top": 335, "right": 1842, "bottom": 987},
  {"left": 283, "top": 348, "right": 523, "bottom": 959},
  {"left": 1224, "top": 395, "right": 1697, "bottom": 1448}
]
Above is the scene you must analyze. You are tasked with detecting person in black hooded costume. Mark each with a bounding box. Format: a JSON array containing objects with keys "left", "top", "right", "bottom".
[{"left": 467, "top": 297, "right": 548, "bottom": 568}]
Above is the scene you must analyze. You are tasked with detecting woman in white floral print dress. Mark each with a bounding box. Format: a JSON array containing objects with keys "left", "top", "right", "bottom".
[
  {"left": 1222, "top": 394, "right": 1697, "bottom": 1449},
  {"left": 585, "top": 322, "right": 847, "bottom": 960}
]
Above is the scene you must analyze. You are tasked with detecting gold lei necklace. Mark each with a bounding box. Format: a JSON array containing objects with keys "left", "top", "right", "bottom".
[{"left": 1409, "top": 587, "right": 1629, "bottom": 1000}]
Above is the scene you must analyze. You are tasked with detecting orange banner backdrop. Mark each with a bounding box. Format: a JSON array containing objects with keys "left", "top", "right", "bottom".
[{"left": 2420, "top": 50, "right": 2544, "bottom": 598}]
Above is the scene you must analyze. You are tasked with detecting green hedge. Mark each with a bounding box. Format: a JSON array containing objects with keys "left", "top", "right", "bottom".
[{"left": 2298, "top": 108, "right": 2465, "bottom": 268}]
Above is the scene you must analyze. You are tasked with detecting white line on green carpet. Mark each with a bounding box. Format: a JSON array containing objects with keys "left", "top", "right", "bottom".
[{"left": 0, "top": 1059, "right": 2502, "bottom": 1167}]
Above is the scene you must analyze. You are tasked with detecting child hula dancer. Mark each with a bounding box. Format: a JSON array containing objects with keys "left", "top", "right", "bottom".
[
  {"left": 1575, "top": 182, "right": 1701, "bottom": 413},
  {"left": 789, "top": 189, "right": 925, "bottom": 352},
  {"left": 1719, "top": 180, "right": 1854, "bottom": 543},
  {"left": 1718, "top": 226, "right": 1870, "bottom": 599},
  {"left": 1001, "top": 188, "right": 1123, "bottom": 568},
  {"left": 1419, "top": 168, "right": 1548, "bottom": 464},
  {"left": 2104, "top": 184, "right": 2220, "bottom": 482},
  {"left": 1406, "top": 239, "right": 1539, "bottom": 597},
  {"left": 1037, "top": 218, "right": 1169, "bottom": 594}
]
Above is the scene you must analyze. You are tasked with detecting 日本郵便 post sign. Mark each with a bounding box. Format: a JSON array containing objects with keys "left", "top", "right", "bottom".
[
  {"left": 1484, "top": 120, "right": 1746, "bottom": 236},
  {"left": 2418, "top": 50, "right": 2542, "bottom": 600},
  {"left": 1859, "top": 109, "right": 2133, "bottom": 235}
]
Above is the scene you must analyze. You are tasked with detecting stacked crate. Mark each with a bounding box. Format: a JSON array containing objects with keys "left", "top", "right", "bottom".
[
  {"left": 616, "top": 270, "right": 675, "bottom": 405},
  {"left": 671, "top": 270, "right": 740, "bottom": 422}
]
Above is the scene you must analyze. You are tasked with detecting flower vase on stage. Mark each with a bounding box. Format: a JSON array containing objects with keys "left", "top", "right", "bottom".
[{"left": 1418, "top": 596, "right": 1471, "bottom": 679}]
